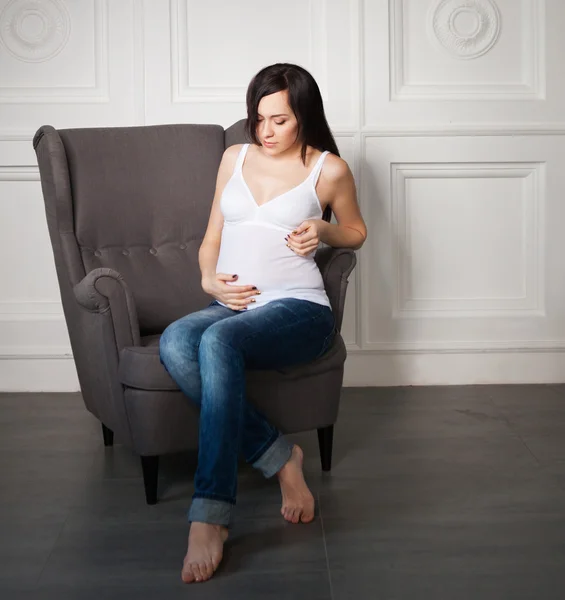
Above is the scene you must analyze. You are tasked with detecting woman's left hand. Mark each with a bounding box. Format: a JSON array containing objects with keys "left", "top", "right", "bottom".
[{"left": 285, "top": 220, "right": 326, "bottom": 257}]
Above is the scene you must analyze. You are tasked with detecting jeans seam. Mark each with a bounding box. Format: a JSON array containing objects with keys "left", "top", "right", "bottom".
[
  {"left": 192, "top": 492, "right": 236, "bottom": 505},
  {"left": 316, "top": 327, "right": 337, "bottom": 358}
]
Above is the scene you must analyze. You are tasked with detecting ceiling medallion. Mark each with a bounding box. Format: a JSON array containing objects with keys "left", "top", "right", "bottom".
[
  {"left": 0, "top": 0, "right": 71, "bottom": 63},
  {"left": 428, "top": 0, "right": 501, "bottom": 60}
]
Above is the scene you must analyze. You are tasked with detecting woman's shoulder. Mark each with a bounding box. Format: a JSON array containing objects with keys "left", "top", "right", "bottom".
[
  {"left": 320, "top": 151, "right": 351, "bottom": 184},
  {"left": 223, "top": 143, "right": 246, "bottom": 160},
  {"left": 219, "top": 143, "right": 246, "bottom": 171}
]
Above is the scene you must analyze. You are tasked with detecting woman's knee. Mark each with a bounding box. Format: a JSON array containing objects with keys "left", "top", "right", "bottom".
[
  {"left": 199, "top": 321, "right": 239, "bottom": 355},
  {"left": 159, "top": 319, "right": 198, "bottom": 366}
]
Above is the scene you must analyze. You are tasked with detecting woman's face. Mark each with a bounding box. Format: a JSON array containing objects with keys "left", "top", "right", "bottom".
[{"left": 255, "top": 90, "right": 300, "bottom": 154}]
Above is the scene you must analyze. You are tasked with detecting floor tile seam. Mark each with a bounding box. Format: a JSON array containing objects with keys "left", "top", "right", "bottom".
[
  {"left": 484, "top": 406, "right": 543, "bottom": 466},
  {"left": 482, "top": 401, "right": 530, "bottom": 434},
  {"left": 516, "top": 436, "right": 544, "bottom": 466},
  {"left": 317, "top": 488, "right": 335, "bottom": 600},
  {"left": 34, "top": 509, "right": 71, "bottom": 587},
  {"left": 33, "top": 450, "right": 99, "bottom": 585}
]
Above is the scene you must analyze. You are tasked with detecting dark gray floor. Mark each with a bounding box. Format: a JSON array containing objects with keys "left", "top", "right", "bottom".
[{"left": 1, "top": 384, "right": 565, "bottom": 599}]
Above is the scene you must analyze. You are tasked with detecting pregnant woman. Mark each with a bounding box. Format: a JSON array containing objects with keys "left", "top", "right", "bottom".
[{"left": 159, "top": 62, "right": 367, "bottom": 584}]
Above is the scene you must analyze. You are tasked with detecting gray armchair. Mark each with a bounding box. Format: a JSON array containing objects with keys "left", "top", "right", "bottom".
[{"left": 32, "top": 120, "right": 356, "bottom": 504}]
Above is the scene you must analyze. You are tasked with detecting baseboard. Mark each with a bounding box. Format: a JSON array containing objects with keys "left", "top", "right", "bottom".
[
  {"left": 344, "top": 352, "right": 565, "bottom": 386},
  {"left": 2, "top": 352, "right": 565, "bottom": 392},
  {"left": 0, "top": 357, "right": 80, "bottom": 392}
]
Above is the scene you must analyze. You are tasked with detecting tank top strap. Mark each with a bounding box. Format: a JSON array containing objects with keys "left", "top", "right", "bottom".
[
  {"left": 310, "top": 150, "right": 330, "bottom": 187},
  {"left": 234, "top": 143, "right": 250, "bottom": 173}
]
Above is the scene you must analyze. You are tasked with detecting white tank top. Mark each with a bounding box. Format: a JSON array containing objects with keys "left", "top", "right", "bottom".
[{"left": 215, "top": 143, "right": 332, "bottom": 311}]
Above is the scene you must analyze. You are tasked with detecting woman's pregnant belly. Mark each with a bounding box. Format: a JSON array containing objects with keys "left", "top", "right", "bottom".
[{"left": 215, "top": 222, "right": 325, "bottom": 304}]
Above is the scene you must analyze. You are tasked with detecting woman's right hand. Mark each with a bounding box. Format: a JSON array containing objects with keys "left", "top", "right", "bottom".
[{"left": 202, "top": 273, "right": 260, "bottom": 311}]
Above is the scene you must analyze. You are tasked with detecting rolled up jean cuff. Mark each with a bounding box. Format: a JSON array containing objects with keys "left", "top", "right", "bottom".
[
  {"left": 251, "top": 433, "right": 293, "bottom": 479},
  {"left": 188, "top": 498, "right": 234, "bottom": 527}
]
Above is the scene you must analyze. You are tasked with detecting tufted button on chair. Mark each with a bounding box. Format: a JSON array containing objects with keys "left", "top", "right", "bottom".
[{"left": 32, "top": 121, "right": 357, "bottom": 505}]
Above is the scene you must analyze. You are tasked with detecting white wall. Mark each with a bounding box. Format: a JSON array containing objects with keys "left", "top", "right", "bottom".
[{"left": 1, "top": 0, "right": 564, "bottom": 391}]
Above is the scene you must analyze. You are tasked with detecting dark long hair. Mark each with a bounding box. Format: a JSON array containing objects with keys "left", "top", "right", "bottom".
[{"left": 244, "top": 63, "right": 339, "bottom": 221}]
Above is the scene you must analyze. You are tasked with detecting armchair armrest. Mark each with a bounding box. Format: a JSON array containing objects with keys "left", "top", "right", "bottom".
[
  {"left": 314, "top": 246, "right": 357, "bottom": 331},
  {"left": 73, "top": 268, "right": 141, "bottom": 349}
]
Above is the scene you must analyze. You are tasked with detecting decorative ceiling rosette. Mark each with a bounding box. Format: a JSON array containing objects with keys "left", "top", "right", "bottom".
[
  {"left": 428, "top": 0, "right": 501, "bottom": 60},
  {"left": 0, "top": 0, "right": 71, "bottom": 63}
]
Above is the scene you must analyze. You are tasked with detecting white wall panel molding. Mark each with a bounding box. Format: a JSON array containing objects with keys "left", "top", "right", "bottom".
[
  {"left": 132, "top": 0, "right": 146, "bottom": 125},
  {"left": 0, "top": 347, "right": 70, "bottom": 358},
  {"left": 359, "top": 124, "right": 565, "bottom": 136},
  {"left": 145, "top": 0, "right": 357, "bottom": 127},
  {"left": 389, "top": 0, "right": 544, "bottom": 101},
  {"left": 391, "top": 162, "right": 545, "bottom": 318},
  {"left": 0, "top": 138, "right": 37, "bottom": 166},
  {"left": 357, "top": 134, "right": 565, "bottom": 364},
  {"left": 170, "top": 0, "right": 329, "bottom": 104},
  {"left": 0, "top": 132, "right": 32, "bottom": 141},
  {"left": 0, "top": 166, "right": 66, "bottom": 346},
  {"left": 0, "top": 0, "right": 110, "bottom": 103},
  {"left": 0, "top": 165, "right": 38, "bottom": 180},
  {"left": 362, "top": 0, "right": 558, "bottom": 128}
]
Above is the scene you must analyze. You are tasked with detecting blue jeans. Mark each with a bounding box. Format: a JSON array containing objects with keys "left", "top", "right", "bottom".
[{"left": 158, "top": 298, "right": 336, "bottom": 527}]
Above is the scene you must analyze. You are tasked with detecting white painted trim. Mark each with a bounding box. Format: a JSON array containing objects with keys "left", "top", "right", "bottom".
[
  {"left": 0, "top": 301, "right": 63, "bottom": 315},
  {"left": 0, "top": 347, "right": 72, "bottom": 359},
  {"left": 344, "top": 350, "right": 565, "bottom": 386},
  {"left": 0, "top": 358, "right": 79, "bottom": 392},
  {"left": 133, "top": 0, "right": 146, "bottom": 126},
  {"left": 360, "top": 124, "right": 565, "bottom": 136},
  {"left": 346, "top": 341, "right": 565, "bottom": 354},
  {"left": 0, "top": 166, "right": 39, "bottom": 180}
]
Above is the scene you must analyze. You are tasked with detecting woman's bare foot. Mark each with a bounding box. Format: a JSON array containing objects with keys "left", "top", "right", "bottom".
[
  {"left": 181, "top": 522, "right": 229, "bottom": 583},
  {"left": 276, "top": 444, "right": 315, "bottom": 524}
]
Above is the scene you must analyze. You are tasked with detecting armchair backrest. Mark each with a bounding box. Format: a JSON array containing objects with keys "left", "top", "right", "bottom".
[{"left": 34, "top": 123, "right": 228, "bottom": 335}]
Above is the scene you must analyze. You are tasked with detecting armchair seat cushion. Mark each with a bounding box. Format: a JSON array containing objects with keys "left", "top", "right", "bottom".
[{"left": 118, "top": 329, "right": 347, "bottom": 392}]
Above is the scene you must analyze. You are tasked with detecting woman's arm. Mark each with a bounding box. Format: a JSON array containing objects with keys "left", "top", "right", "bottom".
[
  {"left": 319, "top": 156, "right": 366, "bottom": 250},
  {"left": 198, "top": 145, "right": 242, "bottom": 287},
  {"left": 287, "top": 155, "right": 367, "bottom": 253}
]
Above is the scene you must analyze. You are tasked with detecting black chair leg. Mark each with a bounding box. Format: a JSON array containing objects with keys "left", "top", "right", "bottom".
[
  {"left": 101, "top": 423, "right": 114, "bottom": 447},
  {"left": 317, "top": 425, "right": 334, "bottom": 472},
  {"left": 141, "top": 456, "right": 159, "bottom": 505}
]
